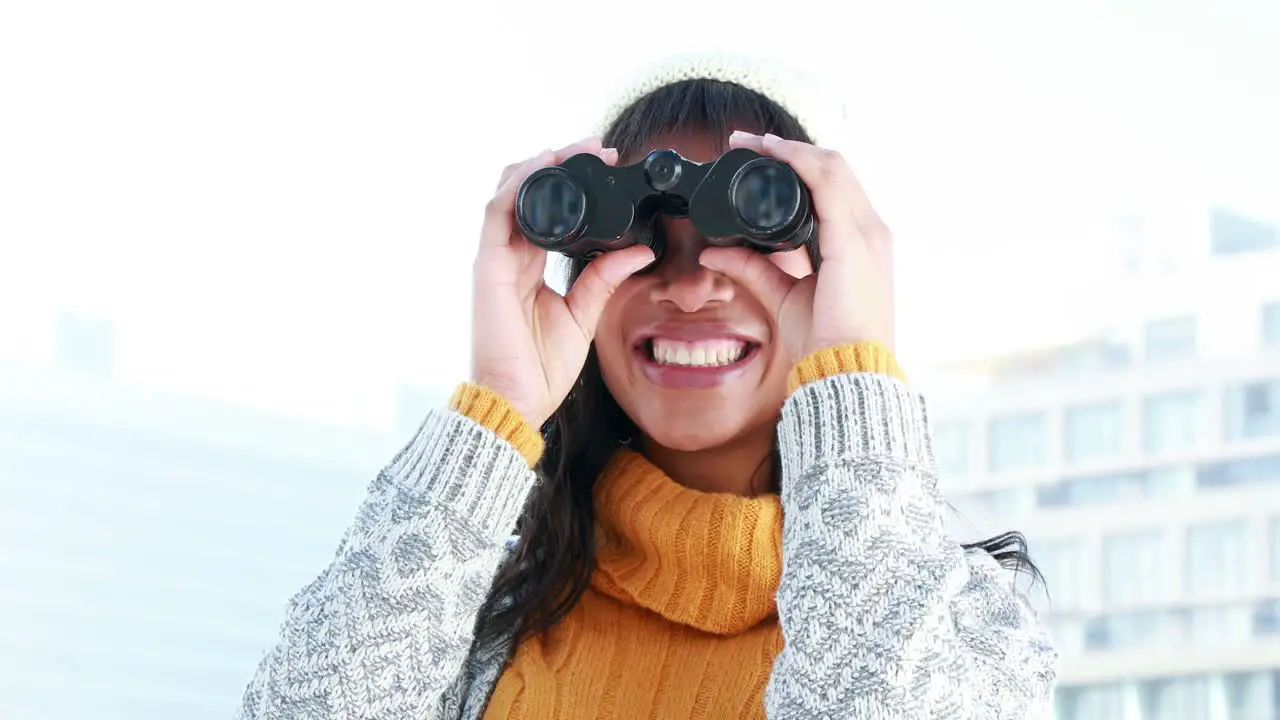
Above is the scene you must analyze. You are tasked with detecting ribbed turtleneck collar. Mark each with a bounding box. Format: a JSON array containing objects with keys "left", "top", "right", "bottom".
[{"left": 590, "top": 450, "right": 782, "bottom": 635}]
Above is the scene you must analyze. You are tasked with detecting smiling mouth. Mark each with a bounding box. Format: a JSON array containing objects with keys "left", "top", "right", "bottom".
[{"left": 638, "top": 337, "right": 760, "bottom": 368}]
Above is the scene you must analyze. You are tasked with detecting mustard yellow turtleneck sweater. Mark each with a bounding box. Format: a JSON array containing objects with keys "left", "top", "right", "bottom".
[{"left": 446, "top": 343, "right": 904, "bottom": 720}]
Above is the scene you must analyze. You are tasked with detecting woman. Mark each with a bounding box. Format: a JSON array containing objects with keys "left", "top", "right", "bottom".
[{"left": 237, "top": 55, "right": 1057, "bottom": 719}]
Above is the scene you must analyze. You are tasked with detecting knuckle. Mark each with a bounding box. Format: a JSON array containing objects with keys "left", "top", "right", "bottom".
[
  {"left": 572, "top": 268, "right": 609, "bottom": 301},
  {"left": 495, "top": 162, "right": 521, "bottom": 190},
  {"left": 816, "top": 149, "right": 847, "bottom": 184},
  {"left": 866, "top": 219, "right": 893, "bottom": 244},
  {"left": 574, "top": 264, "right": 600, "bottom": 288},
  {"left": 483, "top": 194, "right": 510, "bottom": 223}
]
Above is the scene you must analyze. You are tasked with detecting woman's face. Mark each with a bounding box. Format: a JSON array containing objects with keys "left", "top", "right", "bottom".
[{"left": 593, "top": 130, "right": 814, "bottom": 453}]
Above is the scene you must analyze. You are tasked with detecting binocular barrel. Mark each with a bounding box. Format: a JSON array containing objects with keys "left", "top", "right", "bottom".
[{"left": 516, "top": 148, "right": 815, "bottom": 260}]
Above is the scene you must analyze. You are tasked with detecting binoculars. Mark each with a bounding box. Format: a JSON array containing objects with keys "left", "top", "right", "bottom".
[{"left": 515, "top": 148, "right": 816, "bottom": 260}]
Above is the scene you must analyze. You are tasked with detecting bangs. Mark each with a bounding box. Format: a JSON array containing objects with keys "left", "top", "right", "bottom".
[{"left": 602, "top": 78, "right": 812, "bottom": 160}]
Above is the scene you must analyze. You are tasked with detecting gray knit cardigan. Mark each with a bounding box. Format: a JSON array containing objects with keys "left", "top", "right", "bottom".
[{"left": 235, "top": 372, "right": 1058, "bottom": 719}]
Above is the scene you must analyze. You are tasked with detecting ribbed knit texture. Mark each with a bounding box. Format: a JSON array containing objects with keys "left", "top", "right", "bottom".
[
  {"left": 788, "top": 340, "right": 904, "bottom": 393},
  {"left": 235, "top": 408, "right": 536, "bottom": 720},
  {"left": 482, "top": 450, "right": 785, "bottom": 719},
  {"left": 448, "top": 342, "right": 905, "bottom": 468},
  {"left": 237, "top": 346, "right": 1058, "bottom": 720},
  {"left": 591, "top": 451, "right": 781, "bottom": 634},
  {"left": 448, "top": 383, "right": 544, "bottom": 466}
]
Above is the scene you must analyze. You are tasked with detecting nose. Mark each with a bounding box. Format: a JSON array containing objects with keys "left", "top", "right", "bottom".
[{"left": 647, "top": 218, "right": 735, "bottom": 312}]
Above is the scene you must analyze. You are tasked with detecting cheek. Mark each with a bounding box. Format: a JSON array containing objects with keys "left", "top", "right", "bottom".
[
  {"left": 591, "top": 278, "right": 644, "bottom": 374},
  {"left": 771, "top": 247, "right": 814, "bottom": 279},
  {"left": 594, "top": 276, "right": 641, "bottom": 337}
]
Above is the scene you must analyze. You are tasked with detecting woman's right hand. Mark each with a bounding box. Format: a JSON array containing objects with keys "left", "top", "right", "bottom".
[{"left": 470, "top": 137, "right": 655, "bottom": 429}]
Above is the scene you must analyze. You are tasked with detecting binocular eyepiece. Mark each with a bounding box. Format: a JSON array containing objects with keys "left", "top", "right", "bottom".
[{"left": 515, "top": 148, "right": 815, "bottom": 260}]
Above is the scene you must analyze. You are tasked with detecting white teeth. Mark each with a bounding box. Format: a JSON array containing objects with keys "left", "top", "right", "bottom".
[{"left": 650, "top": 338, "right": 748, "bottom": 367}]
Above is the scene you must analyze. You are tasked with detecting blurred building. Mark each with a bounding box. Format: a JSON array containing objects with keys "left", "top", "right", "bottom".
[
  {"left": 5, "top": 211, "right": 1278, "bottom": 717},
  {"left": 0, "top": 328, "right": 424, "bottom": 718},
  {"left": 930, "top": 209, "right": 1280, "bottom": 720}
]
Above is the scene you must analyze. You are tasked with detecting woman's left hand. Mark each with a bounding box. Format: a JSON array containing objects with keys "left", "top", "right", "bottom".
[{"left": 699, "top": 131, "right": 895, "bottom": 365}]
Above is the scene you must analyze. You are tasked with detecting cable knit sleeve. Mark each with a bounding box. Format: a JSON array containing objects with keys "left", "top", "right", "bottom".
[
  {"left": 236, "top": 406, "right": 538, "bottom": 720},
  {"left": 767, "top": 372, "right": 1057, "bottom": 719}
]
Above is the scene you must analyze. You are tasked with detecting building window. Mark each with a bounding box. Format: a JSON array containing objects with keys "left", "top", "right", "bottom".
[
  {"left": 1039, "top": 465, "right": 1192, "bottom": 510},
  {"left": 932, "top": 421, "right": 971, "bottom": 478},
  {"left": 1253, "top": 600, "right": 1280, "bottom": 637},
  {"left": 1144, "top": 316, "right": 1197, "bottom": 362},
  {"left": 1064, "top": 402, "right": 1124, "bottom": 464},
  {"left": 1104, "top": 530, "right": 1170, "bottom": 606},
  {"left": 1196, "top": 453, "right": 1280, "bottom": 490},
  {"left": 1210, "top": 206, "right": 1280, "bottom": 256},
  {"left": 1143, "top": 390, "right": 1201, "bottom": 455},
  {"left": 1271, "top": 518, "right": 1280, "bottom": 582},
  {"left": 1140, "top": 676, "right": 1213, "bottom": 720},
  {"left": 1030, "top": 537, "right": 1087, "bottom": 613},
  {"left": 1058, "top": 341, "right": 1131, "bottom": 375},
  {"left": 953, "top": 488, "right": 1029, "bottom": 521},
  {"left": 1085, "top": 611, "right": 1170, "bottom": 652},
  {"left": 1082, "top": 616, "right": 1113, "bottom": 651},
  {"left": 1185, "top": 521, "right": 1252, "bottom": 596},
  {"left": 1263, "top": 302, "right": 1280, "bottom": 347},
  {"left": 1224, "top": 379, "right": 1280, "bottom": 442},
  {"left": 1038, "top": 472, "right": 1148, "bottom": 509},
  {"left": 1225, "top": 671, "right": 1276, "bottom": 720},
  {"left": 987, "top": 412, "right": 1048, "bottom": 473},
  {"left": 1055, "top": 683, "right": 1127, "bottom": 720},
  {"left": 1143, "top": 465, "right": 1194, "bottom": 498},
  {"left": 1188, "top": 605, "right": 1253, "bottom": 647},
  {"left": 1048, "top": 618, "right": 1085, "bottom": 658}
]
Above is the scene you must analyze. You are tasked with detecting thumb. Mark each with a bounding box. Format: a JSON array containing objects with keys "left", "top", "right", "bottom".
[
  {"left": 699, "top": 246, "right": 795, "bottom": 314},
  {"left": 564, "top": 244, "right": 656, "bottom": 338}
]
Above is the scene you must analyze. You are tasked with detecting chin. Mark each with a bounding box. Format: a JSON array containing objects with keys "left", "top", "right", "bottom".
[{"left": 643, "top": 419, "right": 745, "bottom": 452}]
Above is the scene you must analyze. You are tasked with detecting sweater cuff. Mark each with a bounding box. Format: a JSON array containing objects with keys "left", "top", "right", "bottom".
[
  {"left": 786, "top": 341, "right": 906, "bottom": 394},
  {"left": 448, "top": 383, "right": 545, "bottom": 467},
  {"left": 779, "top": 372, "right": 932, "bottom": 482}
]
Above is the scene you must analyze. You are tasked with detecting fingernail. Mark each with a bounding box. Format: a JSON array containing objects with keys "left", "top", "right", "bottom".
[
  {"left": 600, "top": 147, "right": 619, "bottom": 163},
  {"left": 730, "top": 130, "right": 758, "bottom": 142}
]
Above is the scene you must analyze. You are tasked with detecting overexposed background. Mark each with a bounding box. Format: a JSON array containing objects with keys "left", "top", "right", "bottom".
[{"left": 2, "top": 1, "right": 1279, "bottom": 718}]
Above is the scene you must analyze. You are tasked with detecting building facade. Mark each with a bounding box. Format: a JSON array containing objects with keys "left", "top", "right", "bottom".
[
  {"left": 0, "top": 358, "right": 423, "bottom": 718},
  {"left": 929, "top": 210, "right": 1280, "bottom": 719}
]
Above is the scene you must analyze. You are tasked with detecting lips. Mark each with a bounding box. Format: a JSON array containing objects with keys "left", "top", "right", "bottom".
[{"left": 630, "top": 325, "right": 763, "bottom": 390}]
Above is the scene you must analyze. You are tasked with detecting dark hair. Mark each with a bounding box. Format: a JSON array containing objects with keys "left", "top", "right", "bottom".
[{"left": 478, "top": 78, "right": 1041, "bottom": 646}]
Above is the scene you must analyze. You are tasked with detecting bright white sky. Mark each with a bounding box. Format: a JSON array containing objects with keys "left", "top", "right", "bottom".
[{"left": 1, "top": 0, "right": 1277, "bottom": 429}]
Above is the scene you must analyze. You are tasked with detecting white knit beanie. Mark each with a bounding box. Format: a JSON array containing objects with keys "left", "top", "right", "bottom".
[{"left": 595, "top": 52, "right": 852, "bottom": 150}]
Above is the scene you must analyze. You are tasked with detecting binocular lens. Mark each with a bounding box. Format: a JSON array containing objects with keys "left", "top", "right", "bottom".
[
  {"left": 731, "top": 161, "right": 800, "bottom": 234},
  {"left": 520, "top": 172, "right": 586, "bottom": 243}
]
